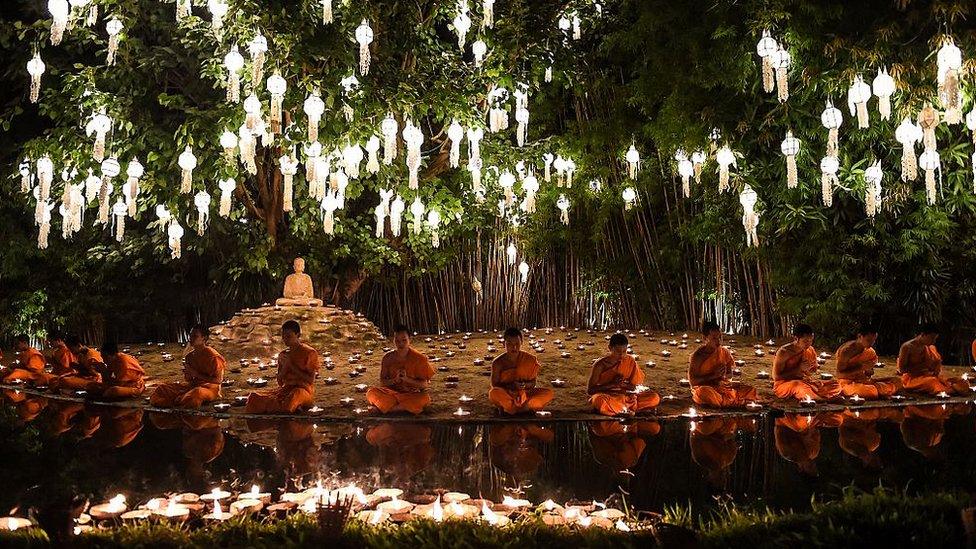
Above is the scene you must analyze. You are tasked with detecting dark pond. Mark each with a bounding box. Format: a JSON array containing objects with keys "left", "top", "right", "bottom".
[{"left": 3, "top": 391, "right": 975, "bottom": 522}]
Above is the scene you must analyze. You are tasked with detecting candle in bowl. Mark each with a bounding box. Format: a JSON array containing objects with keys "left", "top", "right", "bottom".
[
  {"left": 549, "top": 379, "right": 566, "bottom": 388},
  {"left": 376, "top": 496, "right": 414, "bottom": 515},
  {"left": 202, "top": 499, "right": 232, "bottom": 522},
  {"left": 936, "top": 391, "right": 950, "bottom": 399},
  {"left": 0, "top": 517, "right": 32, "bottom": 531},
  {"left": 213, "top": 403, "right": 231, "bottom": 412},
  {"left": 372, "top": 488, "right": 403, "bottom": 499},
  {"left": 238, "top": 485, "right": 271, "bottom": 504},
  {"left": 442, "top": 492, "right": 470, "bottom": 503},
  {"left": 89, "top": 494, "right": 127, "bottom": 520},
  {"left": 745, "top": 401, "right": 763, "bottom": 411},
  {"left": 230, "top": 499, "right": 263, "bottom": 515},
  {"left": 458, "top": 395, "right": 473, "bottom": 403},
  {"left": 200, "top": 488, "right": 232, "bottom": 502},
  {"left": 535, "top": 410, "right": 552, "bottom": 418},
  {"left": 591, "top": 508, "right": 625, "bottom": 520},
  {"left": 848, "top": 394, "right": 865, "bottom": 404},
  {"left": 500, "top": 495, "right": 531, "bottom": 510},
  {"left": 800, "top": 396, "right": 816, "bottom": 406},
  {"left": 340, "top": 397, "right": 355, "bottom": 407},
  {"left": 308, "top": 406, "right": 324, "bottom": 414},
  {"left": 324, "top": 377, "right": 339, "bottom": 385},
  {"left": 678, "top": 378, "right": 690, "bottom": 387},
  {"left": 119, "top": 509, "right": 151, "bottom": 522},
  {"left": 480, "top": 503, "right": 511, "bottom": 526},
  {"left": 819, "top": 372, "right": 834, "bottom": 380},
  {"left": 756, "top": 370, "right": 771, "bottom": 379},
  {"left": 152, "top": 499, "right": 190, "bottom": 521},
  {"left": 453, "top": 407, "right": 471, "bottom": 417},
  {"left": 446, "top": 500, "right": 479, "bottom": 519},
  {"left": 356, "top": 509, "right": 389, "bottom": 525}
]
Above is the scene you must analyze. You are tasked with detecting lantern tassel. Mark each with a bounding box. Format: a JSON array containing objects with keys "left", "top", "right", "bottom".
[
  {"left": 761, "top": 57, "right": 774, "bottom": 93},
  {"left": 786, "top": 155, "right": 798, "bottom": 189}
]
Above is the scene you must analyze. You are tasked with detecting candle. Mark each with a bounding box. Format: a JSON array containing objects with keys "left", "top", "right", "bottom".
[
  {"left": 756, "top": 370, "right": 770, "bottom": 379},
  {"left": 615, "top": 519, "right": 631, "bottom": 531},
  {"left": 377, "top": 495, "right": 413, "bottom": 514},
  {"left": 936, "top": 391, "right": 950, "bottom": 399},
  {"left": 745, "top": 401, "right": 763, "bottom": 410},
  {"left": 201, "top": 488, "right": 231, "bottom": 502},
  {"left": 535, "top": 410, "right": 552, "bottom": 417},
  {"left": 801, "top": 396, "right": 816, "bottom": 406},
  {"left": 429, "top": 496, "right": 444, "bottom": 522},
  {"left": 678, "top": 378, "right": 690, "bottom": 386},
  {"left": 356, "top": 509, "right": 389, "bottom": 524},
  {"left": 152, "top": 499, "right": 190, "bottom": 521},
  {"left": 372, "top": 488, "right": 403, "bottom": 499},
  {"left": 203, "top": 499, "right": 230, "bottom": 522},
  {"left": 663, "top": 394, "right": 676, "bottom": 400},
  {"left": 501, "top": 495, "right": 530, "bottom": 509},
  {"left": 230, "top": 498, "right": 263, "bottom": 515},
  {"left": 453, "top": 407, "right": 471, "bottom": 417},
  {"left": 239, "top": 485, "right": 271, "bottom": 504},
  {"left": 89, "top": 494, "right": 127, "bottom": 520},
  {"left": 849, "top": 394, "right": 864, "bottom": 404},
  {"left": 458, "top": 395, "right": 473, "bottom": 403},
  {"left": 683, "top": 407, "right": 698, "bottom": 418},
  {"left": 550, "top": 378, "right": 566, "bottom": 387},
  {"left": 1, "top": 517, "right": 32, "bottom": 531},
  {"left": 308, "top": 406, "right": 324, "bottom": 414},
  {"left": 443, "top": 492, "right": 470, "bottom": 503},
  {"left": 480, "top": 503, "right": 510, "bottom": 526},
  {"left": 340, "top": 397, "right": 355, "bottom": 406},
  {"left": 119, "top": 510, "right": 151, "bottom": 522}
]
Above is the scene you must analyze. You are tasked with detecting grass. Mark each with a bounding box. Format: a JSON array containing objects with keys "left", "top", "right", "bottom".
[{"left": 0, "top": 489, "right": 969, "bottom": 548}]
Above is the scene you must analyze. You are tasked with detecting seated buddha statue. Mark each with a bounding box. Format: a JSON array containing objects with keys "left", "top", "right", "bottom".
[{"left": 276, "top": 257, "right": 323, "bottom": 307}]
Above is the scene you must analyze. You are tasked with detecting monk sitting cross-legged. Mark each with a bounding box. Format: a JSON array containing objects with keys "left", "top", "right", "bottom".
[
  {"left": 488, "top": 327, "right": 554, "bottom": 415},
  {"left": 150, "top": 324, "right": 225, "bottom": 408},
  {"left": 897, "top": 323, "right": 971, "bottom": 396},
  {"left": 50, "top": 335, "right": 105, "bottom": 392},
  {"left": 47, "top": 332, "right": 75, "bottom": 379},
  {"left": 773, "top": 323, "right": 842, "bottom": 402},
  {"left": 689, "top": 321, "right": 758, "bottom": 408},
  {"left": 835, "top": 325, "right": 901, "bottom": 399},
  {"left": 366, "top": 325, "right": 434, "bottom": 415},
  {"left": 588, "top": 333, "right": 660, "bottom": 416},
  {"left": 1, "top": 335, "right": 49, "bottom": 386},
  {"left": 89, "top": 339, "right": 146, "bottom": 400},
  {"left": 246, "top": 320, "right": 320, "bottom": 414}
]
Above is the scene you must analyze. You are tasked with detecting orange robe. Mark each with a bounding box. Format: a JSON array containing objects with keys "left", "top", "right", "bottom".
[
  {"left": 689, "top": 345, "right": 758, "bottom": 407},
  {"left": 100, "top": 353, "right": 146, "bottom": 399},
  {"left": 835, "top": 342, "right": 900, "bottom": 399},
  {"left": 245, "top": 343, "right": 320, "bottom": 414},
  {"left": 49, "top": 343, "right": 75, "bottom": 375},
  {"left": 366, "top": 348, "right": 435, "bottom": 415},
  {"left": 149, "top": 345, "right": 225, "bottom": 408},
  {"left": 1, "top": 347, "right": 49, "bottom": 385},
  {"left": 774, "top": 414, "right": 822, "bottom": 475},
  {"left": 588, "top": 354, "right": 660, "bottom": 415},
  {"left": 97, "top": 408, "right": 145, "bottom": 448},
  {"left": 589, "top": 420, "right": 659, "bottom": 471},
  {"left": 897, "top": 343, "right": 970, "bottom": 395},
  {"left": 900, "top": 405, "right": 951, "bottom": 459},
  {"left": 773, "top": 345, "right": 841, "bottom": 401},
  {"left": 690, "top": 418, "right": 739, "bottom": 487},
  {"left": 488, "top": 351, "right": 554, "bottom": 414},
  {"left": 366, "top": 423, "right": 436, "bottom": 479},
  {"left": 53, "top": 348, "right": 104, "bottom": 391},
  {"left": 488, "top": 424, "right": 553, "bottom": 478},
  {"left": 838, "top": 411, "right": 881, "bottom": 466}
]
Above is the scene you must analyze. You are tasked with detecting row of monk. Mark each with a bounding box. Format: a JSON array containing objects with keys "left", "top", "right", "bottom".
[{"left": 1, "top": 320, "right": 973, "bottom": 415}]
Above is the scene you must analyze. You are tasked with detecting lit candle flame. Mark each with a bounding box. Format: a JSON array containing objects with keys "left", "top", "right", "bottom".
[
  {"left": 615, "top": 519, "right": 630, "bottom": 531},
  {"left": 543, "top": 499, "right": 556, "bottom": 511},
  {"left": 165, "top": 498, "right": 178, "bottom": 516},
  {"left": 369, "top": 510, "right": 384, "bottom": 524},
  {"left": 481, "top": 502, "right": 498, "bottom": 525},
  {"left": 214, "top": 498, "right": 224, "bottom": 519},
  {"left": 578, "top": 516, "right": 592, "bottom": 527},
  {"left": 449, "top": 501, "right": 464, "bottom": 517},
  {"left": 250, "top": 485, "right": 260, "bottom": 497},
  {"left": 430, "top": 496, "right": 444, "bottom": 522},
  {"left": 108, "top": 494, "right": 126, "bottom": 512}
]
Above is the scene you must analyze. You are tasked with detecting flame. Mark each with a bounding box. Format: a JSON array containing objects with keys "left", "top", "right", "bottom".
[
  {"left": 250, "top": 485, "right": 261, "bottom": 497},
  {"left": 210, "top": 488, "right": 221, "bottom": 500},
  {"left": 564, "top": 508, "right": 579, "bottom": 520},
  {"left": 369, "top": 510, "right": 384, "bottom": 524},
  {"left": 213, "top": 498, "right": 224, "bottom": 519},
  {"left": 449, "top": 501, "right": 464, "bottom": 517},
  {"left": 687, "top": 407, "right": 698, "bottom": 418},
  {"left": 108, "top": 494, "right": 126, "bottom": 512},
  {"left": 615, "top": 519, "right": 630, "bottom": 531},
  {"left": 430, "top": 496, "right": 444, "bottom": 522},
  {"left": 578, "top": 516, "right": 592, "bottom": 527},
  {"left": 481, "top": 502, "right": 498, "bottom": 525},
  {"left": 165, "top": 498, "right": 178, "bottom": 516},
  {"left": 543, "top": 499, "right": 556, "bottom": 511}
]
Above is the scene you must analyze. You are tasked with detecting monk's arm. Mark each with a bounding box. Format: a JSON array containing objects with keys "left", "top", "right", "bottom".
[
  {"left": 378, "top": 360, "right": 399, "bottom": 387},
  {"left": 490, "top": 362, "right": 510, "bottom": 390},
  {"left": 772, "top": 349, "right": 789, "bottom": 378},
  {"left": 586, "top": 364, "right": 603, "bottom": 395},
  {"left": 896, "top": 344, "right": 912, "bottom": 374},
  {"left": 689, "top": 352, "right": 722, "bottom": 386}
]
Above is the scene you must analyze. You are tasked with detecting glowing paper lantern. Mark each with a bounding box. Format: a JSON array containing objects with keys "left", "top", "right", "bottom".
[
  {"left": 482, "top": 0, "right": 494, "bottom": 29},
  {"left": 48, "top": 0, "right": 69, "bottom": 45},
  {"left": 556, "top": 194, "right": 570, "bottom": 225},
  {"left": 625, "top": 145, "right": 640, "bottom": 180},
  {"left": 342, "top": 143, "right": 364, "bottom": 179},
  {"left": 448, "top": 120, "right": 464, "bottom": 168},
  {"left": 105, "top": 18, "right": 123, "bottom": 66},
  {"left": 381, "top": 114, "right": 398, "bottom": 164},
  {"left": 518, "top": 261, "right": 529, "bottom": 283},
  {"left": 499, "top": 170, "right": 516, "bottom": 205},
  {"left": 403, "top": 121, "right": 424, "bottom": 189},
  {"left": 320, "top": 0, "right": 333, "bottom": 24},
  {"left": 124, "top": 158, "right": 143, "bottom": 216},
  {"left": 248, "top": 33, "right": 268, "bottom": 84},
  {"left": 506, "top": 242, "right": 516, "bottom": 265},
  {"left": 936, "top": 39, "right": 963, "bottom": 124},
  {"left": 167, "top": 221, "right": 184, "bottom": 259},
  {"left": 193, "top": 190, "right": 211, "bottom": 235},
  {"left": 864, "top": 161, "right": 883, "bottom": 218},
  {"left": 691, "top": 150, "right": 706, "bottom": 182},
  {"left": 178, "top": 147, "right": 197, "bottom": 194},
  {"left": 19, "top": 160, "right": 31, "bottom": 193},
  {"left": 223, "top": 45, "right": 245, "bottom": 102},
  {"left": 321, "top": 190, "right": 339, "bottom": 234},
  {"left": 739, "top": 184, "right": 759, "bottom": 247},
  {"left": 175, "top": 0, "right": 191, "bottom": 20},
  {"left": 453, "top": 3, "right": 471, "bottom": 49},
  {"left": 472, "top": 39, "right": 487, "bottom": 66},
  {"left": 243, "top": 92, "right": 262, "bottom": 131},
  {"left": 26, "top": 52, "right": 45, "bottom": 103},
  {"left": 220, "top": 129, "right": 238, "bottom": 161},
  {"left": 208, "top": 0, "right": 228, "bottom": 36},
  {"left": 410, "top": 196, "right": 425, "bottom": 234},
  {"left": 279, "top": 155, "right": 299, "bottom": 212},
  {"left": 355, "top": 20, "right": 373, "bottom": 76},
  {"left": 675, "top": 151, "right": 693, "bottom": 198},
  {"left": 917, "top": 104, "right": 939, "bottom": 153},
  {"left": 466, "top": 126, "right": 483, "bottom": 167},
  {"left": 389, "top": 195, "right": 404, "bottom": 237},
  {"left": 872, "top": 68, "right": 895, "bottom": 120},
  {"left": 820, "top": 100, "right": 843, "bottom": 157},
  {"left": 37, "top": 199, "right": 53, "bottom": 249},
  {"left": 112, "top": 198, "right": 127, "bottom": 242},
  {"left": 266, "top": 71, "right": 287, "bottom": 135},
  {"left": 218, "top": 178, "right": 236, "bottom": 217},
  {"left": 894, "top": 117, "right": 922, "bottom": 182},
  {"left": 304, "top": 90, "right": 325, "bottom": 142},
  {"left": 918, "top": 149, "right": 941, "bottom": 205},
  {"left": 772, "top": 46, "right": 790, "bottom": 102},
  {"left": 715, "top": 146, "right": 736, "bottom": 193},
  {"left": 847, "top": 75, "right": 871, "bottom": 129},
  {"left": 780, "top": 131, "right": 800, "bottom": 189},
  {"left": 426, "top": 209, "right": 442, "bottom": 247},
  {"left": 755, "top": 30, "right": 778, "bottom": 93},
  {"left": 819, "top": 155, "right": 838, "bottom": 207},
  {"left": 365, "top": 136, "right": 380, "bottom": 174},
  {"left": 488, "top": 87, "right": 508, "bottom": 132},
  {"left": 521, "top": 173, "right": 539, "bottom": 212},
  {"left": 622, "top": 186, "right": 637, "bottom": 210},
  {"left": 98, "top": 157, "right": 120, "bottom": 223},
  {"left": 86, "top": 111, "right": 112, "bottom": 163}
]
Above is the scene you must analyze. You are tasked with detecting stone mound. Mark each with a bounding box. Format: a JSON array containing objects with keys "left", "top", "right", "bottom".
[{"left": 210, "top": 305, "right": 385, "bottom": 362}]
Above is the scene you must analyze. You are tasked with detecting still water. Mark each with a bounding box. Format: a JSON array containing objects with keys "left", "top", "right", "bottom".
[{"left": 3, "top": 391, "right": 975, "bottom": 519}]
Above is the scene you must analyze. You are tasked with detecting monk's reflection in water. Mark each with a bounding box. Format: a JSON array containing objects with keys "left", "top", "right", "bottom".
[
  {"left": 690, "top": 417, "right": 755, "bottom": 489},
  {"left": 366, "top": 423, "right": 435, "bottom": 481},
  {"left": 150, "top": 412, "right": 225, "bottom": 489},
  {"left": 489, "top": 424, "right": 553, "bottom": 482},
  {"left": 589, "top": 420, "right": 660, "bottom": 482}
]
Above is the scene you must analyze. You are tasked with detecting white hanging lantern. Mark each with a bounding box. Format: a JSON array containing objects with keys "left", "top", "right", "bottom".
[
  {"left": 515, "top": 106, "right": 529, "bottom": 147},
  {"left": 389, "top": 195, "right": 404, "bottom": 237},
  {"left": 545, "top": 65, "right": 553, "bottom": 83},
  {"left": 558, "top": 15, "right": 571, "bottom": 34},
  {"left": 819, "top": 155, "right": 838, "bottom": 207},
  {"left": 572, "top": 12, "right": 581, "bottom": 40},
  {"left": 894, "top": 117, "right": 922, "bottom": 182},
  {"left": 49, "top": 0, "right": 69, "bottom": 45},
  {"left": 374, "top": 201, "right": 387, "bottom": 238},
  {"left": 86, "top": 111, "right": 112, "bottom": 162},
  {"left": 175, "top": 0, "right": 191, "bottom": 21},
  {"left": 340, "top": 75, "right": 359, "bottom": 121},
  {"left": 482, "top": 0, "right": 494, "bottom": 29},
  {"left": 543, "top": 153, "right": 554, "bottom": 182},
  {"left": 499, "top": 170, "right": 516, "bottom": 205},
  {"left": 220, "top": 129, "right": 238, "bottom": 162},
  {"left": 506, "top": 242, "right": 517, "bottom": 265},
  {"left": 223, "top": 45, "right": 245, "bottom": 102},
  {"left": 36, "top": 156, "right": 54, "bottom": 206},
  {"left": 917, "top": 104, "right": 939, "bottom": 153},
  {"left": 207, "top": 0, "right": 228, "bottom": 36},
  {"left": 715, "top": 146, "right": 736, "bottom": 192},
  {"left": 218, "top": 178, "right": 236, "bottom": 217},
  {"left": 304, "top": 141, "right": 322, "bottom": 184},
  {"left": 98, "top": 157, "right": 120, "bottom": 224},
  {"left": 381, "top": 114, "right": 398, "bottom": 164},
  {"left": 847, "top": 75, "right": 872, "bottom": 129},
  {"left": 19, "top": 160, "right": 31, "bottom": 193},
  {"left": 625, "top": 145, "right": 640, "bottom": 180},
  {"left": 556, "top": 194, "right": 570, "bottom": 225},
  {"left": 320, "top": 0, "right": 333, "bottom": 24},
  {"left": 466, "top": 126, "right": 483, "bottom": 166},
  {"left": 124, "top": 158, "right": 143, "bottom": 216},
  {"left": 936, "top": 39, "right": 963, "bottom": 124},
  {"left": 518, "top": 261, "right": 529, "bottom": 283},
  {"left": 178, "top": 146, "right": 197, "bottom": 193},
  {"left": 755, "top": 30, "right": 778, "bottom": 93},
  {"left": 522, "top": 173, "right": 539, "bottom": 212},
  {"left": 487, "top": 87, "right": 508, "bottom": 132},
  {"left": 426, "top": 209, "right": 442, "bottom": 247},
  {"left": 167, "top": 221, "right": 184, "bottom": 259},
  {"left": 820, "top": 100, "right": 843, "bottom": 157},
  {"left": 444, "top": 119, "right": 465, "bottom": 168},
  {"left": 238, "top": 124, "right": 257, "bottom": 174},
  {"left": 332, "top": 168, "right": 349, "bottom": 208},
  {"left": 193, "top": 190, "right": 211, "bottom": 235},
  {"left": 266, "top": 71, "right": 287, "bottom": 135},
  {"left": 690, "top": 150, "right": 706, "bottom": 182},
  {"left": 365, "top": 136, "right": 381, "bottom": 174},
  {"left": 453, "top": 2, "right": 472, "bottom": 49},
  {"left": 279, "top": 155, "right": 299, "bottom": 212},
  {"left": 105, "top": 18, "right": 123, "bottom": 65},
  {"left": 780, "top": 131, "right": 801, "bottom": 189},
  {"left": 864, "top": 161, "right": 883, "bottom": 218},
  {"left": 677, "top": 157, "right": 694, "bottom": 198},
  {"left": 37, "top": 200, "right": 52, "bottom": 249},
  {"left": 84, "top": 169, "right": 100, "bottom": 203},
  {"left": 155, "top": 204, "right": 171, "bottom": 229},
  {"left": 403, "top": 121, "right": 424, "bottom": 189},
  {"left": 303, "top": 90, "right": 325, "bottom": 142},
  {"left": 26, "top": 52, "right": 45, "bottom": 103},
  {"left": 589, "top": 179, "right": 602, "bottom": 192},
  {"left": 321, "top": 190, "right": 339, "bottom": 234},
  {"left": 739, "top": 185, "right": 760, "bottom": 247},
  {"left": 355, "top": 20, "right": 374, "bottom": 76},
  {"left": 918, "top": 149, "right": 941, "bottom": 205},
  {"left": 772, "top": 47, "right": 790, "bottom": 102},
  {"left": 112, "top": 197, "right": 127, "bottom": 242},
  {"left": 248, "top": 34, "right": 268, "bottom": 85},
  {"left": 410, "top": 196, "right": 425, "bottom": 234},
  {"left": 872, "top": 68, "right": 895, "bottom": 121},
  {"left": 472, "top": 39, "right": 487, "bottom": 66},
  {"left": 243, "top": 93, "right": 262, "bottom": 132},
  {"left": 342, "top": 143, "right": 364, "bottom": 179},
  {"left": 622, "top": 186, "right": 637, "bottom": 210},
  {"left": 468, "top": 156, "right": 483, "bottom": 194}
]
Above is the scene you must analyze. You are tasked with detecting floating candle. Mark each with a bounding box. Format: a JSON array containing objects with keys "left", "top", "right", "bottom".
[
  {"left": 756, "top": 370, "right": 771, "bottom": 379},
  {"left": 200, "top": 488, "right": 231, "bottom": 502},
  {"left": 745, "top": 401, "right": 763, "bottom": 410},
  {"left": 550, "top": 378, "right": 566, "bottom": 388},
  {"left": 377, "top": 495, "right": 413, "bottom": 514},
  {"left": 203, "top": 499, "right": 230, "bottom": 522},
  {"left": 683, "top": 407, "right": 698, "bottom": 418},
  {"left": 89, "top": 494, "right": 127, "bottom": 520},
  {"left": 678, "top": 378, "right": 690, "bottom": 386},
  {"left": 354, "top": 384, "right": 369, "bottom": 392},
  {"left": 152, "top": 499, "right": 190, "bottom": 520},
  {"left": 340, "top": 397, "right": 355, "bottom": 406},
  {"left": 800, "top": 396, "right": 816, "bottom": 406}
]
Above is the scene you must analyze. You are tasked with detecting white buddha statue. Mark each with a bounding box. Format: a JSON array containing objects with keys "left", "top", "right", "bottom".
[{"left": 276, "top": 257, "right": 323, "bottom": 307}]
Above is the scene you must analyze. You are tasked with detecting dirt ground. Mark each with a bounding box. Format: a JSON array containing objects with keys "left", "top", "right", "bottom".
[{"left": 10, "top": 328, "right": 966, "bottom": 421}]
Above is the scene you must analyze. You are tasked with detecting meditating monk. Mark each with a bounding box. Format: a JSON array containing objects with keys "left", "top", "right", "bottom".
[
  {"left": 93, "top": 339, "right": 146, "bottom": 400},
  {"left": 835, "top": 325, "right": 901, "bottom": 399},
  {"left": 366, "top": 325, "right": 434, "bottom": 415},
  {"left": 689, "top": 321, "right": 758, "bottom": 407},
  {"left": 488, "top": 327, "right": 554, "bottom": 415},
  {"left": 772, "top": 323, "right": 842, "bottom": 401},
  {"left": 47, "top": 332, "right": 75, "bottom": 377},
  {"left": 897, "top": 323, "right": 971, "bottom": 395},
  {"left": 773, "top": 412, "right": 840, "bottom": 476},
  {"left": 366, "top": 422, "right": 436, "bottom": 479},
  {"left": 589, "top": 420, "right": 660, "bottom": 472},
  {"left": 587, "top": 333, "right": 660, "bottom": 415},
  {"left": 488, "top": 423, "right": 554, "bottom": 478},
  {"left": 51, "top": 335, "right": 105, "bottom": 392},
  {"left": 1, "top": 335, "right": 48, "bottom": 385},
  {"left": 245, "top": 320, "right": 320, "bottom": 414},
  {"left": 149, "top": 324, "right": 225, "bottom": 408},
  {"left": 276, "top": 257, "right": 323, "bottom": 307}
]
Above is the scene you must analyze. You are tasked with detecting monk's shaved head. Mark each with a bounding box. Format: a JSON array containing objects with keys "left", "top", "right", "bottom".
[
  {"left": 918, "top": 322, "right": 939, "bottom": 336},
  {"left": 101, "top": 339, "right": 119, "bottom": 356},
  {"left": 393, "top": 324, "right": 410, "bottom": 335},
  {"left": 282, "top": 320, "right": 301, "bottom": 335},
  {"left": 701, "top": 321, "right": 720, "bottom": 336},
  {"left": 792, "top": 324, "right": 814, "bottom": 337},
  {"left": 190, "top": 324, "right": 210, "bottom": 339},
  {"left": 503, "top": 327, "right": 523, "bottom": 340},
  {"left": 608, "top": 333, "right": 628, "bottom": 347},
  {"left": 856, "top": 323, "right": 878, "bottom": 336}
]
